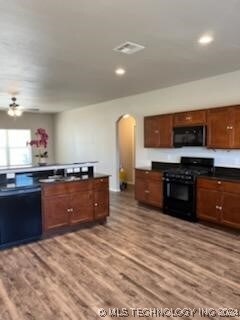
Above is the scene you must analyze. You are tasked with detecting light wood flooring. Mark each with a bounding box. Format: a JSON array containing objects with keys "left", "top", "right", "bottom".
[{"left": 0, "top": 189, "right": 239, "bottom": 320}]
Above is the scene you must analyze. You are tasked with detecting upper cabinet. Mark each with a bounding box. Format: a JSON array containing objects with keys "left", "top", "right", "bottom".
[
  {"left": 144, "top": 114, "right": 173, "bottom": 148},
  {"left": 207, "top": 106, "right": 240, "bottom": 149},
  {"left": 144, "top": 105, "right": 240, "bottom": 149},
  {"left": 173, "top": 110, "right": 206, "bottom": 127}
]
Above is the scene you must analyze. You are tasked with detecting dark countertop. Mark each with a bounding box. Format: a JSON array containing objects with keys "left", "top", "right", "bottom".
[
  {"left": 136, "top": 161, "right": 179, "bottom": 172},
  {"left": 0, "top": 173, "right": 110, "bottom": 193},
  {"left": 136, "top": 162, "right": 240, "bottom": 182}
]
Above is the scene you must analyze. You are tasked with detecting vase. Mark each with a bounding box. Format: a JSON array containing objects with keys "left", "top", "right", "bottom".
[{"left": 38, "top": 157, "right": 47, "bottom": 166}]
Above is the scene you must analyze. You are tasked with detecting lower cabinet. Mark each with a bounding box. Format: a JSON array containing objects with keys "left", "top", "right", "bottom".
[
  {"left": 42, "top": 177, "right": 109, "bottom": 233},
  {"left": 135, "top": 169, "right": 163, "bottom": 208},
  {"left": 197, "top": 178, "right": 240, "bottom": 230}
]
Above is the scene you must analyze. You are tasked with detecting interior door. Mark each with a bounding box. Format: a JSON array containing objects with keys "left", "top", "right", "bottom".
[{"left": 207, "top": 108, "right": 232, "bottom": 148}]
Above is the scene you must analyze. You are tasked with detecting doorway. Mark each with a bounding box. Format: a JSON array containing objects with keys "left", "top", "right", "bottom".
[{"left": 116, "top": 114, "right": 136, "bottom": 191}]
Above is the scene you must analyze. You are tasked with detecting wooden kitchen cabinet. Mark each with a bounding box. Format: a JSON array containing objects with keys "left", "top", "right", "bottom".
[
  {"left": 93, "top": 177, "right": 109, "bottom": 220},
  {"left": 43, "top": 194, "right": 70, "bottom": 231},
  {"left": 42, "top": 177, "right": 109, "bottom": 233},
  {"left": 174, "top": 110, "right": 206, "bottom": 127},
  {"left": 144, "top": 114, "right": 173, "bottom": 148},
  {"left": 135, "top": 169, "right": 163, "bottom": 207},
  {"left": 207, "top": 106, "right": 240, "bottom": 149},
  {"left": 197, "top": 177, "right": 240, "bottom": 230},
  {"left": 70, "top": 191, "right": 94, "bottom": 225},
  {"left": 197, "top": 188, "right": 221, "bottom": 223},
  {"left": 221, "top": 193, "right": 240, "bottom": 229}
]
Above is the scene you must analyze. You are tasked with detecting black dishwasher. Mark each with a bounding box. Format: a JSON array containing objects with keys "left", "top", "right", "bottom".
[{"left": 0, "top": 187, "right": 42, "bottom": 249}]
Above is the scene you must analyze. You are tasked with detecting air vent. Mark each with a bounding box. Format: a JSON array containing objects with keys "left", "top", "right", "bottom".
[{"left": 113, "top": 41, "right": 145, "bottom": 55}]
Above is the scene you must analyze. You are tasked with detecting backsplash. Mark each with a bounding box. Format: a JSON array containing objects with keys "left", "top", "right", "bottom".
[{"left": 141, "top": 147, "right": 240, "bottom": 168}]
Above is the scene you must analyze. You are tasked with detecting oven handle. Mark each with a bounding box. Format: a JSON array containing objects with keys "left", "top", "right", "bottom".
[{"left": 163, "top": 178, "right": 194, "bottom": 185}]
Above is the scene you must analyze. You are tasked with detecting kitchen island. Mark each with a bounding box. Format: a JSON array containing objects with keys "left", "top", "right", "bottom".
[{"left": 0, "top": 162, "right": 110, "bottom": 249}]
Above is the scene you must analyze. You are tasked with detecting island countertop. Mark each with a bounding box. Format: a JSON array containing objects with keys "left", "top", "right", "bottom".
[{"left": 0, "top": 161, "right": 98, "bottom": 174}]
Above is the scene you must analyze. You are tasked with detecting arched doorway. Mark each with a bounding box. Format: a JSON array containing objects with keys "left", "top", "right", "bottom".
[{"left": 116, "top": 114, "right": 136, "bottom": 191}]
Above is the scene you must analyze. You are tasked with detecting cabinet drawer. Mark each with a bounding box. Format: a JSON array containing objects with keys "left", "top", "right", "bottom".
[
  {"left": 42, "top": 180, "right": 93, "bottom": 197},
  {"left": 222, "top": 181, "right": 240, "bottom": 195},
  {"left": 198, "top": 178, "right": 240, "bottom": 194},
  {"left": 197, "top": 178, "right": 224, "bottom": 191},
  {"left": 135, "top": 169, "right": 162, "bottom": 181},
  {"left": 174, "top": 110, "right": 206, "bottom": 127},
  {"left": 93, "top": 177, "right": 109, "bottom": 190}
]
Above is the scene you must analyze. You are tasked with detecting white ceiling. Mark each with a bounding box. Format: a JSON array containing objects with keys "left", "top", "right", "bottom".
[{"left": 1, "top": 0, "right": 240, "bottom": 113}]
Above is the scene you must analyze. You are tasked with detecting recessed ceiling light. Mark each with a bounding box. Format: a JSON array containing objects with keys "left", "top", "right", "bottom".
[
  {"left": 115, "top": 68, "right": 126, "bottom": 76},
  {"left": 198, "top": 34, "right": 214, "bottom": 45}
]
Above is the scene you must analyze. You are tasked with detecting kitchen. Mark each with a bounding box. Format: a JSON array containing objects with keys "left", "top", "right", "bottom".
[{"left": 0, "top": 1, "right": 240, "bottom": 320}]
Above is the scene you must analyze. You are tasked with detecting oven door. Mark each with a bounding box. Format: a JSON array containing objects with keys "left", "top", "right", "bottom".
[{"left": 163, "top": 179, "right": 196, "bottom": 220}]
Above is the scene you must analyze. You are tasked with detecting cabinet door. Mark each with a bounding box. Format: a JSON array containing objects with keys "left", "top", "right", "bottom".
[
  {"left": 174, "top": 110, "right": 206, "bottom": 127},
  {"left": 70, "top": 191, "right": 94, "bottom": 225},
  {"left": 43, "top": 195, "right": 70, "bottom": 232},
  {"left": 135, "top": 176, "right": 147, "bottom": 202},
  {"left": 144, "top": 116, "right": 160, "bottom": 148},
  {"left": 158, "top": 114, "right": 173, "bottom": 148},
  {"left": 207, "top": 108, "right": 232, "bottom": 148},
  {"left": 221, "top": 193, "right": 240, "bottom": 229},
  {"left": 197, "top": 188, "right": 222, "bottom": 223},
  {"left": 146, "top": 180, "right": 163, "bottom": 207},
  {"left": 232, "top": 106, "right": 240, "bottom": 148},
  {"left": 135, "top": 171, "right": 163, "bottom": 208},
  {"left": 94, "top": 190, "right": 109, "bottom": 220}
]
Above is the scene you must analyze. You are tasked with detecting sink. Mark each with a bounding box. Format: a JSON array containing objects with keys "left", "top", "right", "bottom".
[{"left": 63, "top": 176, "right": 80, "bottom": 181}]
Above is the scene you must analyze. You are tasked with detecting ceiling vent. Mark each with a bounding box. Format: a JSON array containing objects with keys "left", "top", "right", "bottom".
[{"left": 113, "top": 41, "right": 145, "bottom": 55}]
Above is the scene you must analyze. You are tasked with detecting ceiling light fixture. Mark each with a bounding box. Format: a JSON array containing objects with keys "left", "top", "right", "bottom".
[
  {"left": 198, "top": 34, "right": 214, "bottom": 45},
  {"left": 7, "top": 97, "right": 23, "bottom": 117},
  {"left": 123, "top": 114, "right": 130, "bottom": 119},
  {"left": 115, "top": 68, "right": 126, "bottom": 76}
]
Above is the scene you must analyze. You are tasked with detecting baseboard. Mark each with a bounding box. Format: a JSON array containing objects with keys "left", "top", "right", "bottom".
[{"left": 110, "top": 188, "right": 121, "bottom": 192}]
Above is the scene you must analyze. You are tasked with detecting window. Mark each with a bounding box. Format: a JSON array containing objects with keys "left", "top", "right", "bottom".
[{"left": 0, "top": 129, "right": 32, "bottom": 167}]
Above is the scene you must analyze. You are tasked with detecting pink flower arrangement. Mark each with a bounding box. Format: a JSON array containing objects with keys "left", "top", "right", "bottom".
[{"left": 28, "top": 128, "right": 49, "bottom": 158}]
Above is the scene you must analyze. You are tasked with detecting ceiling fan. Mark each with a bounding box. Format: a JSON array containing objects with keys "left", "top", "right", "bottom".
[{"left": 3, "top": 97, "right": 39, "bottom": 117}]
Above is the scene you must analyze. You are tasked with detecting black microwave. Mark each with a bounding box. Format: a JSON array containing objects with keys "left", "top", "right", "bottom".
[{"left": 173, "top": 126, "right": 206, "bottom": 147}]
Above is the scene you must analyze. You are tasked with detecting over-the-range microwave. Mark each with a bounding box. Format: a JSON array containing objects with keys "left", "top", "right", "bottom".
[{"left": 173, "top": 126, "right": 206, "bottom": 148}]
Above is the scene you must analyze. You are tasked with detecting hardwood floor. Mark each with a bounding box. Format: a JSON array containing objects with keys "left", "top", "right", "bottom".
[{"left": 0, "top": 188, "right": 239, "bottom": 320}]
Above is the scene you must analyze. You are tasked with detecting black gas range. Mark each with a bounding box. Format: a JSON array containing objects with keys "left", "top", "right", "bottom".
[{"left": 163, "top": 157, "right": 214, "bottom": 221}]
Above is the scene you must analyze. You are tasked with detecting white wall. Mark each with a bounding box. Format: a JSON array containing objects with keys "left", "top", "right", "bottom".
[
  {"left": 0, "top": 111, "right": 55, "bottom": 164},
  {"left": 54, "top": 69, "right": 240, "bottom": 191}
]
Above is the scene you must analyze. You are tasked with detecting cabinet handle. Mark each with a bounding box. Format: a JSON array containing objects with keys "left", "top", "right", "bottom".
[
  {"left": 217, "top": 181, "right": 222, "bottom": 185},
  {"left": 145, "top": 190, "right": 150, "bottom": 194},
  {"left": 219, "top": 206, "right": 222, "bottom": 211},
  {"left": 100, "top": 179, "right": 104, "bottom": 182},
  {"left": 94, "top": 203, "right": 98, "bottom": 207},
  {"left": 227, "top": 126, "right": 233, "bottom": 130},
  {"left": 67, "top": 208, "right": 73, "bottom": 213},
  {"left": 186, "top": 116, "right": 191, "bottom": 120},
  {"left": 145, "top": 171, "right": 149, "bottom": 174},
  {"left": 154, "top": 130, "right": 159, "bottom": 134}
]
